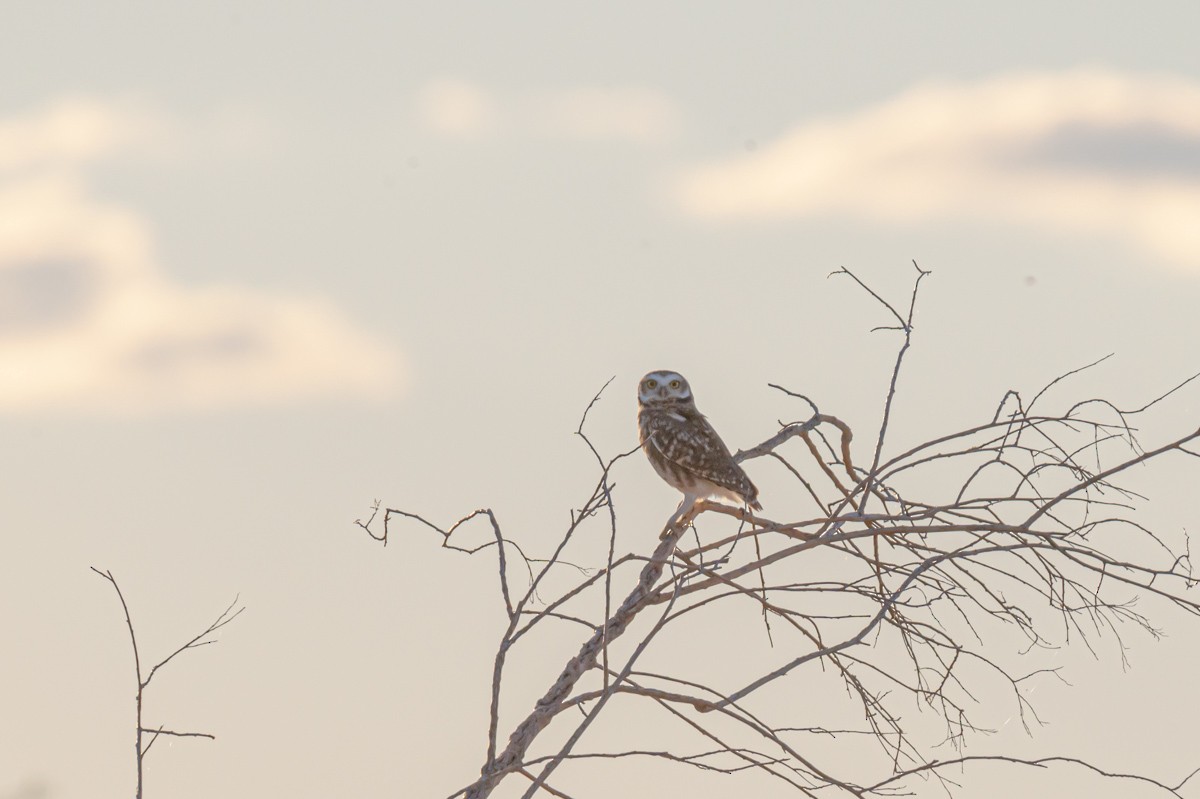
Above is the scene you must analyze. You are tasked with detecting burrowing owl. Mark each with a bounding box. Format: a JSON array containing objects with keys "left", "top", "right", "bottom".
[{"left": 638, "top": 370, "right": 761, "bottom": 531}]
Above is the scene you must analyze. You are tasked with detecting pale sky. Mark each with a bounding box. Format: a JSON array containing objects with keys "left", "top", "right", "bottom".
[{"left": 3, "top": 3, "right": 1200, "bottom": 798}]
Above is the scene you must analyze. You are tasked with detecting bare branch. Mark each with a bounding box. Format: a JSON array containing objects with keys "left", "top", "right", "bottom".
[
  {"left": 92, "top": 568, "right": 241, "bottom": 797},
  {"left": 362, "top": 265, "right": 1200, "bottom": 798}
]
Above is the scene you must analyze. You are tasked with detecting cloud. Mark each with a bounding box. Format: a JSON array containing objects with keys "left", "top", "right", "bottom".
[
  {"left": 0, "top": 97, "right": 158, "bottom": 174},
  {"left": 416, "top": 78, "right": 679, "bottom": 144},
  {"left": 539, "top": 87, "right": 679, "bottom": 143},
  {"left": 676, "top": 68, "right": 1200, "bottom": 269},
  {"left": 416, "top": 79, "right": 497, "bottom": 138},
  {"left": 0, "top": 101, "right": 400, "bottom": 414}
]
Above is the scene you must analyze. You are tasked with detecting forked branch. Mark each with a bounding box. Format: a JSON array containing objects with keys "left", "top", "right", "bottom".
[{"left": 91, "top": 567, "right": 243, "bottom": 799}]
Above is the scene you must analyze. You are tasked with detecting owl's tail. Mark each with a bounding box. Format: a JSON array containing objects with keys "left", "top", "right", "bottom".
[{"left": 743, "top": 480, "right": 763, "bottom": 512}]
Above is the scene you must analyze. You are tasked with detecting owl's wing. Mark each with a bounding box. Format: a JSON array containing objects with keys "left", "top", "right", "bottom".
[{"left": 643, "top": 412, "right": 759, "bottom": 504}]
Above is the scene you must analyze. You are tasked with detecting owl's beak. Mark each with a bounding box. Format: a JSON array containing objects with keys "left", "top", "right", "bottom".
[{"left": 657, "top": 386, "right": 668, "bottom": 399}]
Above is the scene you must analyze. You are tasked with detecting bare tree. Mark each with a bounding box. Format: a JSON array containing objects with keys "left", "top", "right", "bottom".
[
  {"left": 359, "top": 264, "right": 1200, "bottom": 798},
  {"left": 91, "top": 567, "right": 243, "bottom": 799}
]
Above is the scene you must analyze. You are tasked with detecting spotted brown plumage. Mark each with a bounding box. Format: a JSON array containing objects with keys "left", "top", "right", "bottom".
[{"left": 637, "top": 370, "right": 761, "bottom": 530}]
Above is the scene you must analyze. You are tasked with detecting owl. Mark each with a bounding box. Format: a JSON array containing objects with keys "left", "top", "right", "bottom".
[{"left": 637, "top": 370, "right": 761, "bottom": 531}]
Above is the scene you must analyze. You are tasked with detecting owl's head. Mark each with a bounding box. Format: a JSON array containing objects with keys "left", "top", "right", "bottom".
[{"left": 638, "top": 370, "right": 694, "bottom": 407}]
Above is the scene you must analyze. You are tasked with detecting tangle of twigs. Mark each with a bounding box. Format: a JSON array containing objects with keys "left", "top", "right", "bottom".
[{"left": 359, "top": 263, "right": 1200, "bottom": 799}]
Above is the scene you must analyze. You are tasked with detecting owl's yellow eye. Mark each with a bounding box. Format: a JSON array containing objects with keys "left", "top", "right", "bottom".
[
  {"left": 646, "top": 379, "right": 658, "bottom": 389},
  {"left": 669, "top": 380, "right": 681, "bottom": 389}
]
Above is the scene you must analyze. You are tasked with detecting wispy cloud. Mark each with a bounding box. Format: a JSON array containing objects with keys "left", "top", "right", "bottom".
[
  {"left": 538, "top": 87, "right": 679, "bottom": 144},
  {"left": 416, "top": 79, "right": 497, "bottom": 138},
  {"left": 416, "top": 78, "right": 679, "bottom": 144},
  {"left": 0, "top": 100, "right": 400, "bottom": 414},
  {"left": 677, "top": 68, "right": 1200, "bottom": 270},
  {"left": 0, "top": 97, "right": 158, "bottom": 173}
]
